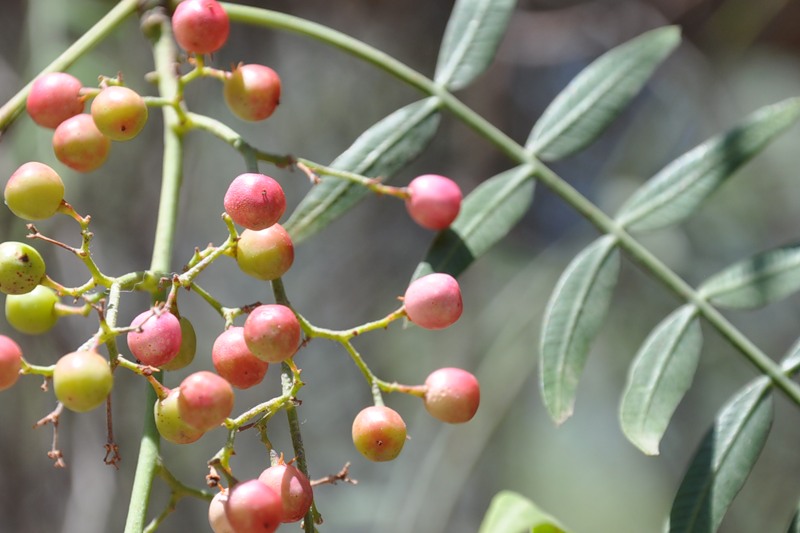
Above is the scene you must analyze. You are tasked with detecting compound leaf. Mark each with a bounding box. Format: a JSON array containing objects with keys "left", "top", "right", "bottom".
[{"left": 478, "top": 491, "right": 570, "bottom": 533}]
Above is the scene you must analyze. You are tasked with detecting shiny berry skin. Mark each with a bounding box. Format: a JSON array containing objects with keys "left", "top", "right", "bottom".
[
  {"left": 212, "top": 326, "right": 269, "bottom": 390},
  {"left": 258, "top": 463, "right": 313, "bottom": 523},
  {"left": 0, "top": 335, "right": 22, "bottom": 391},
  {"left": 351, "top": 405, "right": 407, "bottom": 462},
  {"left": 224, "top": 173, "right": 286, "bottom": 231},
  {"left": 236, "top": 224, "right": 294, "bottom": 281},
  {"left": 403, "top": 273, "right": 463, "bottom": 330},
  {"left": 172, "top": 0, "right": 230, "bottom": 54},
  {"left": 155, "top": 388, "right": 205, "bottom": 444},
  {"left": 53, "top": 350, "right": 113, "bottom": 412},
  {"left": 159, "top": 316, "right": 197, "bottom": 371},
  {"left": 243, "top": 304, "right": 301, "bottom": 363},
  {"left": 0, "top": 241, "right": 46, "bottom": 295},
  {"left": 91, "top": 86, "right": 148, "bottom": 141},
  {"left": 26, "top": 72, "right": 84, "bottom": 129},
  {"left": 5, "top": 284, "right": 59, "bottom": 335},
  {"left": 126, "top": 309, "right": 183, "bottom": 367},
  {"left": 208, "top": 491, "right": 235, "bottom": 533},
  {"left": 177, "top": 371, "right": 234, "bottom": 432},
  {"left": 225, "top": 479, "right": 283, "bottom": 533},
  {"left": 4, "top": 162, "right": 64, "bottom": 220},
  {"left": 52, "top": 113, "right": 111, "bottom": 172},
  {"left": 424, "top": 368, "right": 480, "bottom": 423},
  {"left": 224, "top": 64, "right": 281, "bottom": 121},
  {"left": 405, "top": 174, "right": 462, "bottom": 230}
]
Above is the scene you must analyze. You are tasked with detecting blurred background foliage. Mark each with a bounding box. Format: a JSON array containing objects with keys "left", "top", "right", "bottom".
[{"left": 1, "top": 0, "right": 800, "bottom": 532}]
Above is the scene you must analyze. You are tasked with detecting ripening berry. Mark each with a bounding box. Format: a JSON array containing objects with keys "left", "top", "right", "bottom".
[
  {"left": 212, "top": 327, "right": 269, "bottom": 390},
  {"left": 172, "top": 0, "right": 230, "bottom": 55},
  {"left": 403, "top": 273, "right": 463, "bottom": 330},
  {"left": 351, "top": 405, "right": 407, "bottom": 462},
  {"left": 225, "top": 479, "right": 283, "bottom": 533},
  {"left": 91, "top": 86, "right": 148, "bottom": 141},
  {"left": 53, "top": 350, "right": 113, "bottom": 412},
  {"left": 26, "top": 72, "right": 84, "bottom": 129},
  {"left": 159, "top": 316, "right": 197, "bottom": 371},
  {"left": 126, "top": 309, "right": 183, "bottom": 367},
  {"left": 236, "top": 224, "right": 294, "bottom": 281},
  {"left": 224, "top": 173, "right": 286, "bottom": 231},
  {"left": 243, "top": 304, "right": 301, "bottom": 363},
  {"left": 405, "top": 174, "right": 462, "bottom": 230},
  {"left": 0, "top": 241, "right": 46, "bottom": 295},
  {"left": 5, "top": 284, "right": 59, "bottom": 335},
  {"left": 0, "top": 335, "right": 22, "bottom": 391},
  {"left": 4, "top": 162, "right": 64, "bottom": 220},
  {"left": 155, "top": 388, "right": 205, "bottom": 444},
  {"left": 208, "top": 491, "right": 235, "bottom": 533},
  {"left": 258, "top": 463, "right": 313, "bottom": 523},
  {"left": 423, "top": 368, "right": 480, "bottom": 423},
  {"left": 52, "top": 113, "right": 111, "bottom": 172},
  {"left": 178, "top": 371, "right": 234, "bottom": 432},
  {"left": 224, "top": 64, "right": 281, "bottom": 121}
]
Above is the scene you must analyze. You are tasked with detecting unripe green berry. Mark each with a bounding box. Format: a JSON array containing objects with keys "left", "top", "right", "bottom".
[
  {"left": 224, "top": 64, "right": 281, "bottom": 121},
  {"left": 4, "top": 162, "right": 64, "bottom": 220},
  {"left": 91, "top": 86, "right": 148, "bottom": 141},
  {"left": 155, "top": 388, "right": 205, "bottom": 444},
  {"left": 423, "top": 367, "right": 480, "bottom": 423},
  {"left": 52, "top": 113, "right": 111, "bottom": 172},
  {"left": 403, "top": 273, "right": 463, "bottom": 330},
  {"left": 159, "top": 316, "right": 197, "bottom": 371},
  {"left": 0, "top": 242, "right": 46, "bottom": 295},
  {"left": 236, "top": 224, "right": 294, "bottom": 281},
  {"left": 53, "top": 350, "right": 113, "bottom": 412},
  {"left": 351, "top": 405, "right": 406, "bottom": 462},
  {"left": 0, "top": 335, "right": 22, "bottom": 391},
  {"left": 5, "top": 284, "right": 59, "bottom": 335}
]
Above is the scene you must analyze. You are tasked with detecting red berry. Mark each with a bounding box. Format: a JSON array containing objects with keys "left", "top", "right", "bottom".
[
  {"left": 224, "top": 173, "right": 286, "bottom": 231},
  {"left": 0, "top": 241, "right": 46, "bottom": 295},
  {"left": 212, "top": 327, "right": 269, "bottom": 390},
  {"left": 0, "top": 335, "right": 22, "bottom": 391},
  {"left": 4, "top": 162, "right": 64, "bottom": 220},
  {"left": 224, "top": 64, "right": 281, "bottom": 121},
  {"left": 424, "top": 368, "right": 480, "bottom": 423},
  {"left": 208, "top": 491, "right": 235, "bottom": 533},
  {"left": 53, "top": 350, "right": 113, "bottom": 412},
  {"left": 403, "top": 273, "right": 463, "bottom": 330},
  {"left": 91, "top": 86, "right": 148, "bottom": 141},
  {"left": 172, "top": 0, "right": 230, "bottom": 54},
  {"left": 405, "top": 174, "right": 462, "bottom": 230},
  {"left": 126, "top": 309, "right": 183, "bottom": 367},
  {"left": 243, "top": 304, "right": 301, "bottom": 363},
  {"left": 258, "top": 463, "right": 313, "bottom": 523},
  {"left": 351, "top": 405, "right": 407, "bottom": 462},
  {"left": 236, "top": 224, "right": 294, "bottom": 281},
  {"left": 26, "top": 72, "right": 84, "bottom": 129},
  {"left": 52, "top": 113, "right": 111, "bottom": 172},
  {"left": 155, "top": 388, "right": 205, "bottom": 444},
  {"left": 178, "top": 371, "right": 234, "bottom": 432},
  {"left": 225, "top": 479, "right": 283, "bottom": 533}
]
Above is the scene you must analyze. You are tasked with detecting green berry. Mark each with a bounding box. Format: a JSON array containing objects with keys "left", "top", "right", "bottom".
[
  {"left": 236, "top": 224, "right": 294, "bottom": 281},
  {"left": 0, "top": 242, "right": 46, "bottom": 295},
  {"left": 159, "top": 316, "right": 197, "bottom": 371},
  {"left": 5, "top": 284, "right": 59, "bottom": 334},
  {"left": 53, "top": 350, "right": 113, "bottom": 412},
  {"left": 155, "top": 388, "right": 205, "bottom": 444},
  {"left": 4, "top": 162, "right": 64, "bottom": 220},
  {"left": 91, "top": 86, "right": 148, "bottom": 141}
]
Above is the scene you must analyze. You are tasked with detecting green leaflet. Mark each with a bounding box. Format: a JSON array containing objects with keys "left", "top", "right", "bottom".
[
  {"left": 434, "top": 0, "right": 517, "bottom": 91},
  {"left": 478, "top": 491, "right": 570, "bottom": 533},
  {"left": 284, "top": 97, "right": 441, "bottom": 243},
  {"left": 527, "top": 26, "right": 680, "bottom": 161},
  {"left": 616, "top": 98, "right": 800, "bottom": 232},
  {"left": 413, "top": 165, "right": 534, "bottom": 279},
  {"left": 620, "top": 305, "right": 702, "bottom": 455},
  {"left": 540, "top": 235, "right": 620, "bottom": 424},
  {"left": 698, "top": 242, "right": 800, "bottom": 309}
]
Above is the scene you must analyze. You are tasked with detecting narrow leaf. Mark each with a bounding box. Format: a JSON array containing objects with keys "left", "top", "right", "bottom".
[
  {"left": 527, "top": 26, "right": 680, "bottom": 161},
  {"left": 478, "top": 491, "right": 570, "bottom": 533},
  {"left": 668, "top": 378, "right": 773, "bottom": 533},
  {"left": 620, "top": 305, "right": 702, "bottom": 455},
  {"left": 698, "top": 242, "right": 800, "bottom": 309},
  {"left": 617, "top": 98, "right": 800, "bottom": 232},
  {"left": 285, "top": 97, "right": 441, "bottom": 242},
  {"left": 540, "top": 235, "right": 620, "bottom": 424},
  {"left": 413, "top": 165, "right": 534, "bottom": 279},
  {"left": 434, "top": 0, "right": 517, "bottom": 91}
]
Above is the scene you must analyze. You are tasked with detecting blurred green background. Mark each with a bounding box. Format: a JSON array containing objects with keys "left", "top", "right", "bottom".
[{"left": 1, "top": 0, "right": 800, "bottom": 532}]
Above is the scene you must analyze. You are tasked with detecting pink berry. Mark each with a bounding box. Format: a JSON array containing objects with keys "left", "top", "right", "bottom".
[
  {"left": 212, "top": 327, "right": 269, "bottom": 390},
  {"left": 26, "top": 72, "right": 84, "bottom": 129},
  {"left": 4, "top": 162, "right": 64, "bottom": 221},
  {"left": 224, "top": 64, "right": 281, "bottom": 121},
  {"left": 225, "top": 479, "right": 283, "bottom": 533},
  {"left": 243, "top": 304, "right": 301, "bottom": 363},
  {"left": 178, "top": 371, "right": 234, "bottom": 432},
  {"left": 52, "top": 113, "right": 111, "bottom": 172},
  {"left": 159, "top": 316, "right": 197, "bottom": 371},
  {"left": 236, "top": 224, "right": 294, "bottom": 281},
  {"left": 258, "top": 463, "right": 313, "bottom": 523},
  {"left": 403, "top": 273, "right": 463, "bottom": 330},
  {"left": 224, "top": 173, "right": 287, "bottom": 231},
  {"left": 126, "top": 309, "right": 183, "bottom": 367},
  {"left": 351, "top": 405, "right": 407, "bottom": 462},
  {"left": 172, "top": 0, "right": 230, "bottom": 54},
  {"left": 0, "top": 335, "right": 22, "bottom": 391},
  {"left": 208, "top": 491, "right": 235, "bottom": 533},
  {"left": 91, "top": 86, "right": 148, "bottom": 141},
  {"left": 405, "top": 174, "right": 462, "bottom": 230},
  {"left": 423, "top": 368, "right": 480, "bottom": 423}
]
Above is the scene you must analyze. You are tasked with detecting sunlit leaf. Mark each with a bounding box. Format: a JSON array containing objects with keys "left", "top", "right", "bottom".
[
  {"left": 616, "top": 98, "right": 800, "bottom": 232},
  {"left": 540, "top": 235, "right": 620, "bottom": 424},
  {"left": 285, "top": 97, "right": 441, "bottom": 242},
  {"left": 620, "top": 305, "right": 702, "bottom": 455},
  {"left": 527, "top": 26, "right": 680, "bottom": 161},
  {"left": 478, "top": 491, "right": 570, "bottom": 533}
]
